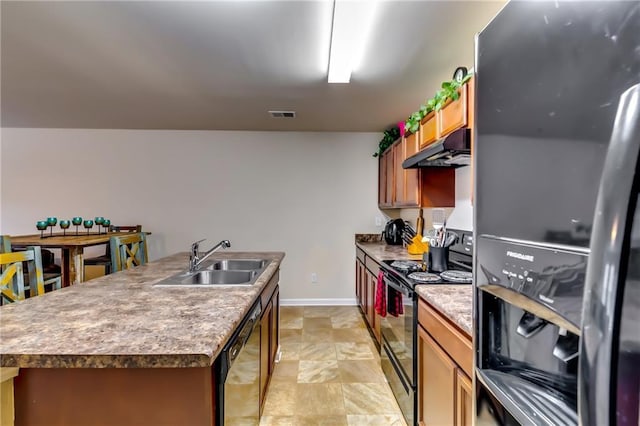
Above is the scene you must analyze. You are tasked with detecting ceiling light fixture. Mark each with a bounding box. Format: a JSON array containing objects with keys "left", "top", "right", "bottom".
[{"left": 327, "top": 0, "right": 379, "bottom": 84}]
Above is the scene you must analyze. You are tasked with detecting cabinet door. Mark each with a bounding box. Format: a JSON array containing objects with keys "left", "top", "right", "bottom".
[
  {"left": 420, "top": 113, "right": 438, "bottom": 149},
  {"left": 270, "top": 287, "right": 280, "bottom": 369},
  {"left": 260, "top": 300, "right": 272, "bottom": 412},
  {"left": 438, "top": 84, "right": 468, "bottom": 137},
  {"left": 378, "top": 157, "right": 386, "bottom": 206},
  {"left": 367, "top": 270, "right": 381, "bottom": 343},
  {"left": 455, "top": 369, "right": 473, "bottom": 426},
  {"left": 356, "top": 261, "right": 366, "bottom": 313},
  {"left": 355, "top": 261, "right": 360, "bottom": 301},
  {"left": 404, "top": 133, "right": 420, "bottom": 207},
  {"left": 394, "top": 141, "right": 404, "bottom": 205},
  {"left": 365, "top": 269, "right": 374, "bottom": 328},
  {"left": 418, "top": 325, "right": 456, "bottom": 426},
  {"left": 384, "top": 148, "right": 394, "bottom": 206}
]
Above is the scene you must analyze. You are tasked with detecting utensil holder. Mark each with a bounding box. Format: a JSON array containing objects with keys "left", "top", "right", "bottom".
[{"left": 427, "top": 246, "right": 449, "bottom": 273}]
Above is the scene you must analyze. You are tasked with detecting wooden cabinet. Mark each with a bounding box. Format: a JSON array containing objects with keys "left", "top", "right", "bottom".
[
  {"left": 355, "top": 249, "right": 380, "bottom": 344},
  {"left": 260, "top": 300, "right": 271, "bottom": 409},
  {"left": 379, "top": 147, "right": 395, "bottom": 207},
  {"left": 419, "top": 112, "right": 438, "bottom": 149},
  {"left": 393, "top": 141, "right": 404, "bottom": 205},
  {"left": 417, "top": 297, "right": 473, "bottom": 426},
  {"left": 456, "top": 368, "right": 473, "bottom": 426},
  {"left": 259, "top": 272, "right": 280, "bottom": 414},
  {"left": 395, "top": 132, "right": 421, "bottom": 207},
  {"left": 378, "top": 149, "right": 392, "bottom": 207},
  {"left": 438, "top": 82, "right": 469, "bottom": 137},
  {"left": 357, "top": 261, "right": 366, "bottom": 312},
  {"left": 378, "top": 134, "right": 454, "bottom": 208},
  {"left": 418, "top": 326, "right": 456, "bottom": 426}
]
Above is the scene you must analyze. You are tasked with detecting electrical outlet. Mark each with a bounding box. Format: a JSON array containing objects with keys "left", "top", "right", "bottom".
[
  {"left": 375, "top": 216, "right": 383, "bottom": 226},
  {"left": 311, "top": 273, "right": 318, "bottom": 283}
]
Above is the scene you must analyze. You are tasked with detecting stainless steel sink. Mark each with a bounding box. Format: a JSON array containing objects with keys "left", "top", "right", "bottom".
[
  {"left": 183, "top": 270, "right": 257, "bottom": 285},
  {"left": 208, "top": 259, "right": 267, "bottom": 271},
  {"left": 153, "top": 258, "right": 268, "bottom": 287}
]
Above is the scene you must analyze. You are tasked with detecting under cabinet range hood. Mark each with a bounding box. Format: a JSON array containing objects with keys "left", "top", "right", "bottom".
[{"left": 402, "top": 128, "right": 471, "bottom": 168}]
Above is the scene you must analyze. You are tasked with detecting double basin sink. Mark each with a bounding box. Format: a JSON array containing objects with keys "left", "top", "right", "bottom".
[{"left": 154, "top": 259, "right": 268, "bottom": 287}]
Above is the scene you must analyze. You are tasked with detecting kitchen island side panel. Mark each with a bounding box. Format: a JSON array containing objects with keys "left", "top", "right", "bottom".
[{"left": 14, "top": 367, "right": 214, "bottom": 426}]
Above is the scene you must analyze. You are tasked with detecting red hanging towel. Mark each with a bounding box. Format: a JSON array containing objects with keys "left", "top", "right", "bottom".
[
  {"left": 375, "top": 271, "right": 386, "bottom": 317},
  {"left": 395, "top": 290, "right": 404, "bottom": 315}
]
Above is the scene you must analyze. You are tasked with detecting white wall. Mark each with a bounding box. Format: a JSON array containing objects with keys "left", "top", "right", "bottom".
[{"left": 0, "top": 128, "right": 382, "bottom": 303}]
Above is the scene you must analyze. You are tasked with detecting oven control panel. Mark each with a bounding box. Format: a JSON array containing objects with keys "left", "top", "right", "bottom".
[{"left": 476, "top": 236, "right": 587, "bottom": 329}]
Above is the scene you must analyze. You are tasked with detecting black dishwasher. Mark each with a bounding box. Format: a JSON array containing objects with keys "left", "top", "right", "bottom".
[{"left": 215, "top": 300, "right": 262, "bottom": 426}]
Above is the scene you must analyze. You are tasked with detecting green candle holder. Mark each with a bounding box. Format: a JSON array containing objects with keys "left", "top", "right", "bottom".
[
  {"left": 95, "top": 217, "right": 105, "bottom": 234},
  {"left": 46, "top": 217, "right": 57, "bottom": 237},
  {"left": 72, "top": 217, "right": 82, "bottom": 235},
  {"left": 36, "top": 220, "right": 48, "bottom": 238},
  {"left": 60, "top": 220, "right": 70, "bottom": 236},
  {"left": 83, "top": 220, "right": 94, "bottom": 235}
]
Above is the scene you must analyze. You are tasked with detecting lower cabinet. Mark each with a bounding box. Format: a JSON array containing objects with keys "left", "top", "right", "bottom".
[
  {"left": 418, "top": 326, "right": 456, "bottom": 426},
  {"left": 355, "top": 249, "right": 381, "bottom": 344},
  {"left": 456, "top": 368, "right": 473, "bottom": 426},
  {"left": 417, "top": 298, "right": 472, "bottom": 426},
  {"left": 259, "top": 273, "right": 280, "bottom": 414}
]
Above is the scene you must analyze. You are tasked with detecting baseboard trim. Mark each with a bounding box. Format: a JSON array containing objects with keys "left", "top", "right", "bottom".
[{"left": 280, "top": 298, "right": 357, "bottom": 306}]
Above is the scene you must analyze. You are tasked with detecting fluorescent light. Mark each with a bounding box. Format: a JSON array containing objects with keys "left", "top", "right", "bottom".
[{"left": 327, "top": 0, "right": 378, "bottom": 83}]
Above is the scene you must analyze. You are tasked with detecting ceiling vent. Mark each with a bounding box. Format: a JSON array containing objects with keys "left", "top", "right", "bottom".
[{"left": 269, "top": 110, "right": 296, "bottom": 118}]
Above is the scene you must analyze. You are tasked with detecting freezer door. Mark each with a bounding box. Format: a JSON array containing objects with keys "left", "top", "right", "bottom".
[
  {"left": 616, "top": 198, "right": 640, "bottom": 425},
  {"left": 580, "top": 84, "right": 640, "bottom": 426}
]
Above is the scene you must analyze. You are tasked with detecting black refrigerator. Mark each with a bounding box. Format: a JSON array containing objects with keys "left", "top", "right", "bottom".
[{"left": 474, "top": 1, "right": 640, "bottom": 425}]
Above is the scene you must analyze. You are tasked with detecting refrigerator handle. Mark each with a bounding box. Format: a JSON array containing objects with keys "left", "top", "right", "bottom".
[{"left": 580, "top": 84, "right": 640, "bottom": 426}]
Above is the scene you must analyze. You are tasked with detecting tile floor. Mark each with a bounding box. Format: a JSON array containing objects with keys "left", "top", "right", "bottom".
[{"left": 259, "top": 306, "right": 407, "bottom": 426}]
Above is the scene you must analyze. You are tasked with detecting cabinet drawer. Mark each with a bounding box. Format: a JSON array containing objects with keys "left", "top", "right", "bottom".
[
  {"left": 356, "top": 248, "right": 365, "bottom": 263},
  {"left": 418, "top": 298, "right": 472, "bottom": 377},
  {"left": 438, "top": 84, "right": 468, "bottom": 137},
  {"left": 260, "top": 271, "right": 279, "bottom": 309},
  {"left": 420, "top": 113, "right": 438, "bottom": 149},
  {"left": 364, "top": 257, "right": 381, "bottom": 277}
]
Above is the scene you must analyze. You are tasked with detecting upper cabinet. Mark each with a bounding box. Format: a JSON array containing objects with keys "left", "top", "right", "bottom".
[
  {"left": 420, "top": 112, "right": 438, "bottom": 150},
  {"left": 438, "top": 81, "right": 469, "bottom": 137},
  {"left": 378, "top": 76, "right": 475, "bottom": 209},
  {"left": 378, "top": 132, "right": 455, "bottom": 209},
  {"left": 378, "top": 146, "right": 394, "bottom": 207}
]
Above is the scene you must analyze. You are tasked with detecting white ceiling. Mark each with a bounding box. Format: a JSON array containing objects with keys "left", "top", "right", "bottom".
[{"left": 1, "top": 1, "right": 505, "bottom": 131}]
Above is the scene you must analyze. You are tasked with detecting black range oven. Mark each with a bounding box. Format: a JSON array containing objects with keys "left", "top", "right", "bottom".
[{"left": 378, "top": 230, "right": 473, "bottom": 426}]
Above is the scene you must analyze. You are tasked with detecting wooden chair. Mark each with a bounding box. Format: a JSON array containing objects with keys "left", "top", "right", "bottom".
[
  {"left": 110, "top": 232, "right": 148, "bottom": 272},
  {"left": 0, "top": 245, "right": 46, "bottom": 303},
  {"left": 0, "top": 236, "right": 61, "bottom": 297},
  {"left": 84, "top": 225, "right": 142, "bottom": 275}
]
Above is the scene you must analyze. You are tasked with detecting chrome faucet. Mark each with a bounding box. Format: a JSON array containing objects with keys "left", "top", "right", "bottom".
[{"left": 189, "top": 239, "right": 231, "bottom": 272}]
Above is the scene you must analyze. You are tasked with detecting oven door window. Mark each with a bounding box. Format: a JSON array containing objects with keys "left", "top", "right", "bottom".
[{"left": 380, "top": 278, "right": 415, "bottom": 383}]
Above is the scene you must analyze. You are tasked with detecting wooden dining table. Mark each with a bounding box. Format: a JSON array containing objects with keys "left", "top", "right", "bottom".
[{"left": 9, "top": 232, "right": 149, "bottom": 287}]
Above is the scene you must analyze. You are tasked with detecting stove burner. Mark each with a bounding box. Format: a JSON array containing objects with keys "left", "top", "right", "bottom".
[
  {"left": 408, "top": 272, "right": 442, "bottom": 283},
  {"left": 391, "top": 260, "right": 422, "bottom": 271},
  {"left": 440, "top": 270, "right": 473, "bottom": 283}
]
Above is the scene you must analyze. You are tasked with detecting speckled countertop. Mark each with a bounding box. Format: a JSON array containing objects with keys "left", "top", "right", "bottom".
[
  {"left": 415, "top": 285, "right": 472, "bottom": 336},
  {"left": 356, "top": 239, "right": 472, "bottom": 336},
  {"left": 0, "top": 251, "right": 284, "bottom": 369},
  {"left": 356, "top": 241, "right": 423, "bottom": 262}
]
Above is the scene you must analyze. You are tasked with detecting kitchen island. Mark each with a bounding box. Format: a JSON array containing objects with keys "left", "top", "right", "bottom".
[{"left": 0, "top": 251, "right": 284, "bottom": 426}]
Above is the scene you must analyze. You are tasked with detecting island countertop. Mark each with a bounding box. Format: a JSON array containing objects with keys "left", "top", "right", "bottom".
[{"left": 0, "top": 251, "right": 284, "bottom": 369}]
